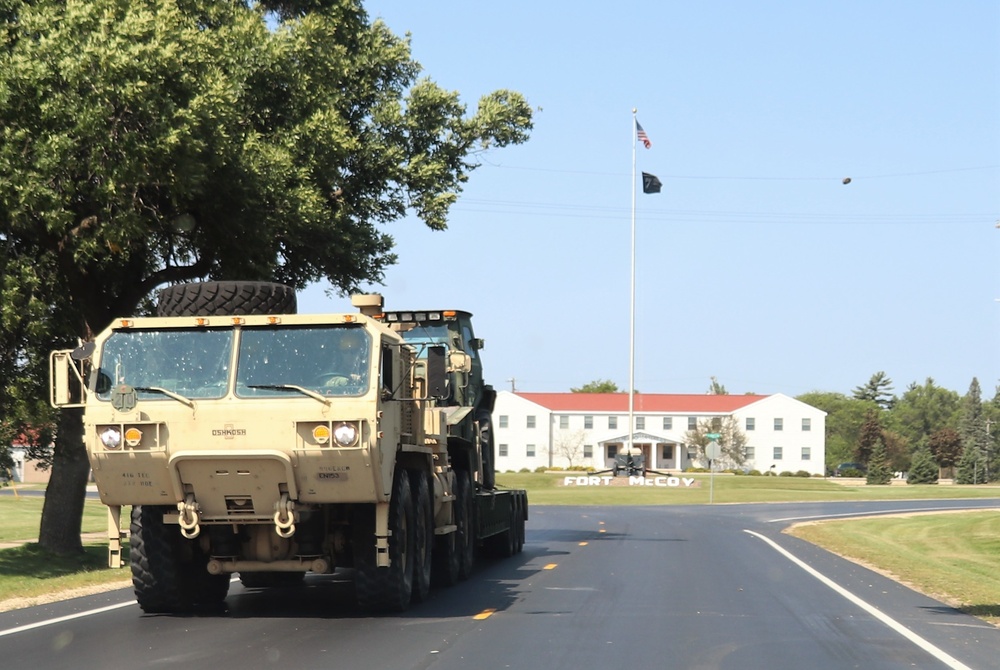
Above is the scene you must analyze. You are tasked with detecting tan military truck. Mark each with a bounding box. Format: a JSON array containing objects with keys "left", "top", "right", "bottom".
[{"left": 50, "top": 281, "right": 526, "bottom": 613}]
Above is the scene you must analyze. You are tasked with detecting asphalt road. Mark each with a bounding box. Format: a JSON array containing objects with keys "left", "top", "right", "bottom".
[{"left": 3, "top": 499, "right": 1000, "bottom": 670}]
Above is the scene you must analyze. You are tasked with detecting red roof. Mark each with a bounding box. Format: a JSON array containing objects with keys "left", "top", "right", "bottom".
[{"left": 514, "top": 392, "right": 767, "bottom": 413}]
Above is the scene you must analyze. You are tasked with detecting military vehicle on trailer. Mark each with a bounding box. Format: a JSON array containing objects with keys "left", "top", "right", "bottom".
[{"left": 50, "top": 281, "right": 526, "bottom": 613}]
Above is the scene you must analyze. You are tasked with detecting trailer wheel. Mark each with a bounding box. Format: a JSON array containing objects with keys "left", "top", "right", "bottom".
[
  {"left": 454, "top": 468, "right": 475, "bottom": 580},
  {"left": 409, "top": 469, "right": 433, "bottom": 603},
  {"left": 156, "top": 281, "right": 297, "bottom": 317},
  {"left": 130, "top": 505, "right": 230, "bottom": 613},
  {"left": 354, "top": 469, "right": 414, "bottom": 611}
]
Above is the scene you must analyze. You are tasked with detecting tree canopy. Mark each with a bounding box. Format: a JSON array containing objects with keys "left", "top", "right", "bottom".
[
  {"left": 0, "top": 0, "right": 533, "bottom": 551},
  {"left": 571, "top": 379, "right": 621, "bottom": 394}
]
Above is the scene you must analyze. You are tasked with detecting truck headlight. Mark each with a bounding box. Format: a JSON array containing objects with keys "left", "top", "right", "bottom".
[
  {"left": 333, "top": 422, "right": 358, "bottom": 447},
  {"left": 100, "top": 427, "right": 122, "bottom": 449}
]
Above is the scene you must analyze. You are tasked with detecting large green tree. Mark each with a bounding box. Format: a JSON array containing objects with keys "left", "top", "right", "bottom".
[
  {"left": 0, "top": 0, "right": 532, "bottom": 552},
  {"left": 571, "top": 379, "right": 621, "bottom": 393},
  {"left": 796, "top": 391, "right": 876, "bottom": 470},
  {"left": 852, "top": 371, "right": 896, "bottom": 410}
]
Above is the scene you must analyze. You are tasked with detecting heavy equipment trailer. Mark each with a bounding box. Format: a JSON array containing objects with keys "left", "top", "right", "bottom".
[{"left": 50, "top": 281, "right": 526, "bottom": 612}]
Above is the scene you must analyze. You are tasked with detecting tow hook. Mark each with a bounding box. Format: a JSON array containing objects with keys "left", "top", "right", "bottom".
[
  {"left": 178, "top": 494, "right": 201, "bottom": 539},
  {"left": 274, "top": 494, "right": 297, "bottom": 538}
]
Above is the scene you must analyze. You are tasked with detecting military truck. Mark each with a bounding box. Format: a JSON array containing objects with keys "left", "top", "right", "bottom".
[{"left": 50, "top": 281, "right": 526, "bottom": 613}]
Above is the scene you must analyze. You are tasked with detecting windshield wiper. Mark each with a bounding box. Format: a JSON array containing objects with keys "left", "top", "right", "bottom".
[
  {"left": 247, "top": 384, "right": 331, "bottom": 406},
  {"left": 134, "top": 386, "right": 195, "bottom": 408}
]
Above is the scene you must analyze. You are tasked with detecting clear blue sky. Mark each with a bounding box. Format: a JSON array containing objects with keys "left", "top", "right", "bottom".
[{"left": 299, "top": 0, "right": 1000, "bottom": 399}]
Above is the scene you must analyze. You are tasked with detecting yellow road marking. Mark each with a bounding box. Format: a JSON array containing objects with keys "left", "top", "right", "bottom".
[
  {"left": 543, "top": 563, "right": 557, "bottom": 570},
  {"left": 579, "top": 541, "right": 589, "bottom": 546},
  {"left": 474, "top": 608, "right": 496, "bottom": 620}
]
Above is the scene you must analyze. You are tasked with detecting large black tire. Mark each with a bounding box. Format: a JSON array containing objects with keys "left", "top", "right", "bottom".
[
  {"left": 354, "top": 469, "right": 415, "bottom": 612},
  {"left": 156, "top": 281, "right": 297, "bottom": 317},
  {"left": 476, "top": 411, "right": 496, "bottom": 490},
  {"left": 130, "top": 506, "right": 230, "bottom": 613},
  {"left": 431, "top": 472, "right": 461, "bottom": 588},
  {"left": 409, "top": 469, "right": 433, "bottom": 603},
  {"left": 454, "top": 468, "right": 475, "bottom": 581}
]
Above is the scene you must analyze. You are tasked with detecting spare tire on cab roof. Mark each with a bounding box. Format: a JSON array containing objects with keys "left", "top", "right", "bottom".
[{"left": 156, "top": 281, "right": 297, "bottom": 317}]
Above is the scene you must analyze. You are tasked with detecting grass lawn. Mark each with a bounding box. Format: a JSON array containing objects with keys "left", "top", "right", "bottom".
[{"left": 787, "top": 511, "right": 1000, "bottom": 624}]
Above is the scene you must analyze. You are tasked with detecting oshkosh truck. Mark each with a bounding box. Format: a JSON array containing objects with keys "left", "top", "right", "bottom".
[{"left": 50, "top": 281, "right": 526, "bottom": 613}]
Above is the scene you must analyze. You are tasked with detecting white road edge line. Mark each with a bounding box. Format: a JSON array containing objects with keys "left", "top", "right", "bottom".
[
  {"left": 768, "top": 505, "right": 1000, "bottom": 524},
  {"left": 744, "top": 530, "right": 973, "bottom": 670},
  {"left": 0, "top": 600, "right": 135, "bottom": 638}
]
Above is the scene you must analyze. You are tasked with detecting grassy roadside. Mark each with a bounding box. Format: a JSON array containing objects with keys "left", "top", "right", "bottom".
[
  {"left": 2, "top": 474, "right": 999, "bottom": 617},
  {"left": 787, "top": 511, "right": 1000, "bottom": 625}
]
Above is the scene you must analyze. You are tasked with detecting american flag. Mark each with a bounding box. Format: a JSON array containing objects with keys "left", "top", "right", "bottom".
[{"left": 636, "top": 120, "right": 651, "bottom": 149}]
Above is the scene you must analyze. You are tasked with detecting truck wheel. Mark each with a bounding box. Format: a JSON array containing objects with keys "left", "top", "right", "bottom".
[
  {"left": 409, "top": 469, "right": 433, "bottom": 603},
  {"left": 354, "top": 469, "right": 414, "bottom": 611},
  {"left": 155, "top": 281, "right": 297, "bottom": 317},
  {"left": 454, "top": 468, "right": 475, "bottom": 580},
  {"left": 431, "top": 473, "right": 460, "bottom": 587},
  {"left": 130, "top": 505, "right": 230, "bottom": 613}
]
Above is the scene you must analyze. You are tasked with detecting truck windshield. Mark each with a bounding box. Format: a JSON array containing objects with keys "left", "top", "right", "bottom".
[
  {"left": 235, "top": 325, "right": 371, "bottom": 398},
  {"left": 95, "top": 328, "right": 233, "bottom": 401},
  {"left": 399, "top": 323, "right": 452, "bottom": 355}
]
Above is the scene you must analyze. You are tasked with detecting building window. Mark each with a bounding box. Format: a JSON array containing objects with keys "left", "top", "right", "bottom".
[
  {"left": 609, "top": 416, "right": 617, "bottom": 430},
  {"left": 802, "top": 418, "right": 811, "bottom": 432},
  {"left": 746, "top": 417, "right": 755, "bottom": 431},
  {"left": 584, "top": 415, "right": 593, "bottom": 429},
  {"left": 527, "top": 415, "right": 536, "bottom": 429},
  {"left": 636, "top": 416, "right": 645, "bottom": 430},
  {"left": 774, "top": 418, "right": 783, "bottom": 431},
  {"left": 661, "top": 444, "right": 673, "bottom": 460},
  {"left": 688, "top": 417, "right": 697, "bottom": 430},
  {"left": 773, "top": 446, "right": 783, "bottom": 460},
  {"left": 498, "top": 443, "right": 508, "bottom": 457},
  {"left": 745, "top": 446, "right": 755, "bottom": 460},
  {"left": 663, "top": 417, "right": 672, "bottom": 430},
  {"left": 584, "top": 444, "right": 593, "bottom": 458},
  {"left": 802, "top": 447, "right": 811, "bottom": 461},
  {"left": 607, "top": 445, "right": 618, "bottom": 460},
  {"left": 526, "top": 444, "right": 535, "bottom": 458},
  {"left": 498, "top": 415, "right": 508, "bottom": 429},
  {"left": 559, "top": 415, "right": 569, "bottom": 429}
]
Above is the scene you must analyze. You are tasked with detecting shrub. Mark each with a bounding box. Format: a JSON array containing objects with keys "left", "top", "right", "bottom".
[
  {"left": 534, "top": 466, "right": 548, "bottom": 473},
  {"left": 795, "top": 470, "right": 811, "bottom": 478},
  {"left": 747, "top": 469, "right": 762, "bottom": 476},
  {"left": 778, "top": 470, "right": 795, "bottom": 477},
  {"left": 518, "top": 468, "right": 531, "bottom": 473}
]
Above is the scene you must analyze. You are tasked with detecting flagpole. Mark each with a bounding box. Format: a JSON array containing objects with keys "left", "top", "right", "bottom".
[{"left": 628, "top": 108, "right": 637, "bottom": 460}]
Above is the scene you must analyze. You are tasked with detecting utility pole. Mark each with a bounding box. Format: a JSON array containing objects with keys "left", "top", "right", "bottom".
[{"left": 507, "top": 377, "right": 517, "bottom": 393}]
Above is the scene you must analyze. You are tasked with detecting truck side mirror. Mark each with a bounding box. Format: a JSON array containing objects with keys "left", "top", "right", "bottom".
[
  {"left": 50, "top": 350, "right": 86, "bottom": 408},
  {"left": 426, "top": 346, "right": 448, "bottom": 399}
]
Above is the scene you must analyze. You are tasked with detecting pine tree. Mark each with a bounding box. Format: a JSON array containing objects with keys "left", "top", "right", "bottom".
[
  {"left": 866, "top": 438, "right": 893, "bottom": 485},
  {"left": 907, "top": 445, "right": 939, "bottom": 484},
  {"left": 956, "top": 443, "right": 988, "bottom": 484},
  {"left": 855, "top": 410, "right": 882, "bottom": 465}
]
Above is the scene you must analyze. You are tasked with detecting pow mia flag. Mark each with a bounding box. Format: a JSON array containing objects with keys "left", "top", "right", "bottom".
[{"left": 642, "top": 172, "right": 662, "bottom": 194}]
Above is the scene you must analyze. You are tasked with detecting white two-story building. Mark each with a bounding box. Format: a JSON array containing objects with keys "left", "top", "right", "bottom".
[{"left": 492, "top": 391, "right": 827, "bottom": 475}]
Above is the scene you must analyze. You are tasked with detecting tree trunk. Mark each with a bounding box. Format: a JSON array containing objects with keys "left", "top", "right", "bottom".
[{"left": 38, "top": 407, "right": 89, "bottom": 554}]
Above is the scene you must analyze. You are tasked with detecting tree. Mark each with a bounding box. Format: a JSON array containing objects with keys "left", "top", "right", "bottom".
[
  {"left": 685, "top": 416, "right": 748, "bottom": 470},
  {"left": 853, "top": 371, "right": 896, "bottom": 410},
  {"left": 0, "top": 0, "right": 533, "bottom": 553},
  {"left": 958, "top": 378, "right": 991, "bottom": 481},
  {"left": 707, "top": 376, "right": 728, "bottom": 395},
  {"left": 906, "top": 445, "right": 939, "bottom": 485},
  {"left": 553, "top": 430, "right": 586, "bottom": 469},
  {"left": 888, "top": 378, "right": 959, "bottom": 451},
  {"left": 571, "top": 379, "right": 621, "bottom": 394},
  {"left": 865, "top": 438, "right": 893, "bottom": 485},
  {"left": 855, "top": 409, "right": 882, "bottom": 465},
  {"left": 928, "top": 427, "right": 963, "bottom": 479},
  {"left": 796, "top": 391, "right": 877, "bottom": 471}
]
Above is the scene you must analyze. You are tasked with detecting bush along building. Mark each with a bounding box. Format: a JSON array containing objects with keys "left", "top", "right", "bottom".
[{"left": 493, "top": 392, "right": 827, "bottom": 475}]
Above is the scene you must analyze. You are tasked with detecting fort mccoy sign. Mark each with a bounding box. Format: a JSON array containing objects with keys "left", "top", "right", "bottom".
[{"left": 561, "top": 475, "right": 700, "bottom": 488}]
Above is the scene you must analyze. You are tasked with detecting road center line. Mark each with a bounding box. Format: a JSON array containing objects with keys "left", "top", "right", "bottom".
[
  {"left": 0, "top": 600, "right": 135, "bottom": 638},
  {"left": 744, "top": 530, "right": 972, "bottom": 670}
]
